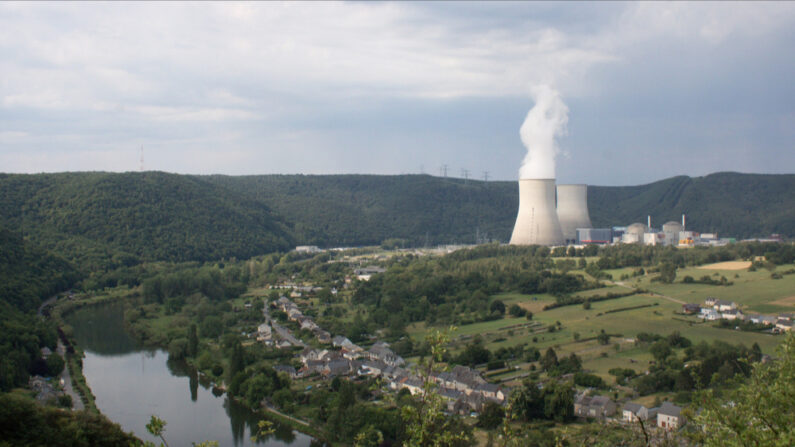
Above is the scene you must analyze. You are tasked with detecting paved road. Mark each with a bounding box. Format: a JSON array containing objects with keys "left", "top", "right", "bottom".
[{"left": 56, "top": 340, "right": 85, "bottom": 411}]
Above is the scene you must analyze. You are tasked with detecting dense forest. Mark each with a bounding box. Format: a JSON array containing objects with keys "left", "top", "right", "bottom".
[
  {"left": 0, "top": 171, "right": 792, "bottom": 272},
  {"left": 0, "top": 172, "right": 293, "bottom": 270}
]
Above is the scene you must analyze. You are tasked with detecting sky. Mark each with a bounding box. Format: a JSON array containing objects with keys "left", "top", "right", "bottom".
[{"left": 1, "top": 2, "right": 794, "bottom": 185}]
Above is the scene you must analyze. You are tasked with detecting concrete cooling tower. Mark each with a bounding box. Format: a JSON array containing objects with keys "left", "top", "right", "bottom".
[
  {"left": 510, "top": 179, "right": 564, "bottom": 246},
  {"left": 556, "top": 184, "right": 592, "bottom": 244}
]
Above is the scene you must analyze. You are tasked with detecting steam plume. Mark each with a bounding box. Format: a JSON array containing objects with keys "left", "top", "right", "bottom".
[{"left": 518, "top": 85, "right": 569, "bottom": 179}]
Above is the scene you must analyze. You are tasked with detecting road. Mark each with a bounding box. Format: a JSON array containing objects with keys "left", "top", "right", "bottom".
[
  {"left": 57, "top": 340, "right": 85, "bottom": 411},
  {"left": 263, "top": 305, "right": 305, "bottom": 347}
]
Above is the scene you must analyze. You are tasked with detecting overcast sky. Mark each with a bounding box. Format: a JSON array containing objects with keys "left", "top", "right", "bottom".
[{"left": 1, "top": 2, "right": 794, "bottom": 185}]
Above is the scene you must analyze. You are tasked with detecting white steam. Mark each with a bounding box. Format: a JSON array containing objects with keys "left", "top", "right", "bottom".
[{"left": 518, "top": 85, "right": 569, "bottom": 179}]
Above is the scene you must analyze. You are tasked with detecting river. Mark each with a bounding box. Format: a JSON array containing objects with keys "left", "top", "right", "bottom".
[{"left": 66, "top": 302, "right": 313, "bottom": 447}]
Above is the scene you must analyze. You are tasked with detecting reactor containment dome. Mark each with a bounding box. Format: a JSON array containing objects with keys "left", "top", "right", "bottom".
[{"left": 510, "top": 179, "right": 565, "bottom": 246}]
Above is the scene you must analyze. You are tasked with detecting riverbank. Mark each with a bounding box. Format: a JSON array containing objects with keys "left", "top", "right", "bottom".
[{"left": 48, "top": 290, "right": 136, "bottom": 413}]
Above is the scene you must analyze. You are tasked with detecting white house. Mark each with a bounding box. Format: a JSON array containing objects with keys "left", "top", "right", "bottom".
[
  {"left": 622, "top": 402, "right": 657, "bottom": 423},
  {"left": 700, "top": 309, "right": 720, "bottom": 321},
  {"left": 657, "top": 402, "right": 683, "bottom": 430}
]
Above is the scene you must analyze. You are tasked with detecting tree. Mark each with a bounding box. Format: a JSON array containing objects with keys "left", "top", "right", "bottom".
[
  {"left": 477, "top": 402, "right": 505, "bottom": 429},
  {"left": 691, "top": 333, "right": 795, "bottom": 446},
  {"left": 46, "top": 353, "right": 65, "bottom": 376},
  {"left": 187, "top": 324, "right": 198, "bottom": 357},
  {"left": 400, "top": 328, "right": 473, "bottom": 447},
  {"left": 650, "top": 341, "right": 673, "bottom": 363},
  {"left": 597, "top": 330, "right": 610, "bottom": 345},
  {"left": 540, "top": 348, "right": 558, "bottom": 371},
  {"left": 659, "top": 263, "right": 677, "bottom": 284},
  {"left": 490, "top": 300, "right": 506, "bottom": 315},
  {"left": 508, "top": 304, "right": 526, "bottom": 318}
]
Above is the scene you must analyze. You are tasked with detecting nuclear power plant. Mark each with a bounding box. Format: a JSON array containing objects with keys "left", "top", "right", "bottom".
[
  {"left": 509, "top": 179, "right": 566, "bottom": 246},
  {"left": 556, "top": 184, "right": 592, "bottom": 244}
]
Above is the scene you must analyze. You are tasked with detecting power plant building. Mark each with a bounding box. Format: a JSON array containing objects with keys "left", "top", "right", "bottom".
[
  {"left": 576, "top": 228, "right": 612, "bottom": 245},
  {"left": 510, "top": 179, "right": 565, "bottom": 246},
  {"left": 556, "top": 184, "right": 592, "bottom": 244}
]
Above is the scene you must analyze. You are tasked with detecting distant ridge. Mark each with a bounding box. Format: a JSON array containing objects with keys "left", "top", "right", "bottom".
[{"left": 0, "top": 171, "right": 791, "bottom": 268}]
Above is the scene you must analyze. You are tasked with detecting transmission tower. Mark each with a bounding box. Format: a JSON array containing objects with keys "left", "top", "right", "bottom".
[{"left": 139, "top": 146, "right": 144, "bottom": 172}]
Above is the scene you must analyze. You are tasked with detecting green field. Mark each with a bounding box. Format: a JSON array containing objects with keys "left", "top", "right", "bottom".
[
  {"left": 615, "top": 263, "right": 795, "bottom": 313},
  {"left": 407, "top": 264, "right": 793, "bottom": 386}
]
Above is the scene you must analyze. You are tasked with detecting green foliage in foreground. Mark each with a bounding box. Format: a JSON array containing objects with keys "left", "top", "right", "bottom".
[
  {"left": 691, "top": 332, "right": 795, "bottom": 447},
  {"left": 0, "top": 393, "right": 136, "bottom": 446}
]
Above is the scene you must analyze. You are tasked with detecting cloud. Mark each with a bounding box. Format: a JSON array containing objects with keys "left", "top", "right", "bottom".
[{"left": 0, "top": 2, "right": 794, "bottom": 182}]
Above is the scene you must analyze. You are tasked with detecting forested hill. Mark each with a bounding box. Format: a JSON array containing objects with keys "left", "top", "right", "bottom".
[
  {"left": 206, "top": 174, "right": 517, "bottom": 247},
  {"left": 0, "top": 172, "right": 293, "bottom": 269},
  {"left": 0, "top": 172, "right": 791, "bottom": 268},
  {"left": 207, "top": 171, "right": 795, "bottom": 245},
  {"left": 587, "top": 172, "right": 795, "bottom": 238}
]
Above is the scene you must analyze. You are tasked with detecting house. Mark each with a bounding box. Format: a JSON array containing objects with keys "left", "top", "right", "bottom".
[
  {"left": 432, "top": 365, "right": 488, "bottom": 393},
  {"left": 622, "top": 402, "right": 657, "bottom": 423},
  {"left": 273, "top": 365, "right": 297, "bottom": 379},
  {"left": 299, "top": 348, "right": 329, "bottom": 364},
  {"left": 749, "top": 315, "right": 777, "bottom": 326},
  {"left": 368, "top": 341, "right": 405, "bottom": 367},
  {"left": 322, "top": 359, "right": 355, "bottom": 377},
  {"left": 314, "top": 329, "right": 331, "bottom": 344},
  {"left": 359, "top": 360, "right": 388, "bottom": 377},
  {"left": 392, "top": 376, "right": 424, "bottom": 395},
  {"left": 276, "top": 340, "right": 293, "bottom": 349},
  {"left": 332, "top": 336, "right": 355, "bottom": 349},
  {"left": 700, "top": 309, "right": 720, "bottom": 321},
  {"left": 300, "top": 319, "right": 318, "bottom": 331},
  {"left": 777, "top": 313, "right": 795, "bottom": 321},
  {"left": 474, "top": 383, "right": 505, "bottom": 402},
  {"left": 775, "top": 319, "right": 794, "bottom": 333},
  {"left": 40, "top": 347, "right": 53, "bottom": 359},
  {"left": 682, "top": 303, "right": 701, "bottom": 314},
  {"left": 722, "top": 309, "right": 744, "bottom": 321},
  {"left": 354, "top": 266, "right": 386, "bottom": 281},
  {"left": 704, "top": 297, "right": 718, "bottom": 307},
  {"left": 574, "top": 394, "right": 616, "bottom": 419},
  {"left": 657, "top": 402, "right": 683, "bottom": 430},
  {"left": 257, "top": 323, "right": 272, "bottom": 341},
  {"left": 713, "top": 300, "right": 737, "bottom": 312}
]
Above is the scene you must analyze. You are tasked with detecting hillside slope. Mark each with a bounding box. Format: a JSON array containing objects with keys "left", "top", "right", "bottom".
[
  {"left": 588, "top": 172, "right": 795, "bottom": 237},
  {"left": 0, "top": 172, "right": 293, "bottom": 269},
  {"left": 0, "top": 171, "right": 791, "bottom": 268},
  {"left": 208, "top": 172, "right": 794, "bottom": 245},
  {"left": 206, "top": 174, "right": 517, "bottom": 246}
]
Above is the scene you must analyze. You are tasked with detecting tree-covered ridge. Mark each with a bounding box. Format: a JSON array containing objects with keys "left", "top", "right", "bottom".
[
  {"left": 209, "top": 171, "right": 794, "bottom": 244},
  {"left": 0, "top": 171, "right": 792, "bottom": 269},
  {"left": 0, "top": 172, "right": 293, "bottom": 269},
  {"left": 206, "top": 173, "right": 517, "bottom": 246}
]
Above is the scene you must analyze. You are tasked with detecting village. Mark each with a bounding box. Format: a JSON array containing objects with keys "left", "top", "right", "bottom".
[
  {"left": 682, "top": 297, "right": 794, "bottom": 333},
  {"left": 249, "top": 277, "right": 695, "bottom": 434}
]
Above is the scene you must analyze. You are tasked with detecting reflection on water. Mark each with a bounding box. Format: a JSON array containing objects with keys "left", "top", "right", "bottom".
[{"left": 67, "top": 302, "right": 311, "bottom": 447}]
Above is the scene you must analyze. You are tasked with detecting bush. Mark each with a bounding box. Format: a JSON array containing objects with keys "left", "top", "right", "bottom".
[{"left": 509, "top": 304, "right": 527, "bottom": 317}]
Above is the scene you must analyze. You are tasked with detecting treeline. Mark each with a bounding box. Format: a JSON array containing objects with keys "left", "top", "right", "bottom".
[
  {"left": 352, "top": 245, "right": 597, "bottom": 331},
  {"left": 632, "top": 332, "right": 762, "bottom": 400},
  {"left": 592, "top": 241, "right": 795, "bottom": 271}
]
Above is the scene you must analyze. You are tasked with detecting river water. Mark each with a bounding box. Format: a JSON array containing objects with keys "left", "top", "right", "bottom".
[{"left": 66, "top": 302, "right": 312, "bottom": 447}]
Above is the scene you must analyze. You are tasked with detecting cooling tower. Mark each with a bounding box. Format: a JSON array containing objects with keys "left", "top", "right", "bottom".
[
  {"left": 556, "top": 184, "right": 592, "bottom": 244},
  {"left": 510, "top": 179, "right": 564, "bottom": 246}
]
